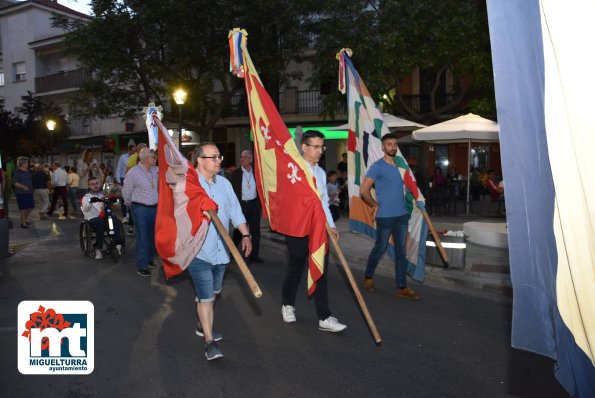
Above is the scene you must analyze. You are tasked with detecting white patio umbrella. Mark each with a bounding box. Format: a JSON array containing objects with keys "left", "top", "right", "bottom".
[
  {"left": 412, "top": 113, "right": 500, "bottom": 214},
  {"left": 329, "top": 113, "right": 426, "bottom": 131}
]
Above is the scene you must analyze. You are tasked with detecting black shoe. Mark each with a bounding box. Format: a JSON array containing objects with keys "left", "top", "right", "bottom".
[
  {"left": 195, "top": 323, "right": 223, "bottom": 341},
  {"left": 205, "top": 340, "right": 223, "bottom": 361},
  {"left": 148, "top": 261, "right": 157, "bottom": 269},
  {"left": 137, "top": 269, "right": 151, "bottom": 277},
  {"left": 252, "top": 257, "right": 264, "bottom": 263},
  {"left": 20, "top": 224, "right": 28, "bottom": 229}
]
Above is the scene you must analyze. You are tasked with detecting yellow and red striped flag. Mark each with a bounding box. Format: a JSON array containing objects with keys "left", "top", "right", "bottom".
[{"left": 229, "top": 28, "right": 327, "bottom": 295}]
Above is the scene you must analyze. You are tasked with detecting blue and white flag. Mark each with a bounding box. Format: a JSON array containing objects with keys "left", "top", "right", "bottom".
[{"left": 487, "top": 1, "right": 595, "bottom": 396}]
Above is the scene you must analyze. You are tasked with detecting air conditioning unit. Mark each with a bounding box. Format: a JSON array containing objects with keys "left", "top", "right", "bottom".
[{"left": 15, "top": 73, "right": 26, "bottom": 81}]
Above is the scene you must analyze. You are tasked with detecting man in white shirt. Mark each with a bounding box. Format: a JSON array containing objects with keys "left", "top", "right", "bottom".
[
  {"left": 81, "top": 176, "right": 123, "bottom": 260},
  {"left": 281, "top": 130, "right": 346, "bottom": 333},
  {"left": 46, "top": 161, "right": 72, "bottom": 220}
]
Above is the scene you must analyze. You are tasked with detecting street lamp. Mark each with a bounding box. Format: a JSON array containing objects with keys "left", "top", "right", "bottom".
[
  {"left": 173, "top": 89, "right": 187, "bottom": 149},
  {"left": 46, "top": 119, "right": 56, "bottom": 164}
]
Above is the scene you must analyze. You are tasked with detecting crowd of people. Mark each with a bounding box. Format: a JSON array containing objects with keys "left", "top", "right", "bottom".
[{"left": 7, "top": 133, "right": 506, "bottom": 362}]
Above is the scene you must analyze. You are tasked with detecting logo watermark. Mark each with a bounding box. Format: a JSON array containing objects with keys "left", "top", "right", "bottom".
[{"left": 18, "top": 301, "right": 94, "bottom": 375}]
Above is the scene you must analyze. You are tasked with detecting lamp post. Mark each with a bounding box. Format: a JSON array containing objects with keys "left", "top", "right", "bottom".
[
  {"left": 46, "top": 119, "right": 56, "bottom": 164},
  {"left": 173, "top": 89, "right": 187, "bottom": 149}
]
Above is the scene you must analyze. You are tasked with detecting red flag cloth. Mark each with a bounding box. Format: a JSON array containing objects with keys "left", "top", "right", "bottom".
[
  {"left": 152, "top": 114, "right": 218, "bottom": 279},
  {"left": 229, "top": 29, "right": 327, "bottom": 294}
]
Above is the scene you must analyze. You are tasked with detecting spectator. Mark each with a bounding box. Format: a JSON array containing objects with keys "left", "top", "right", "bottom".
[
  {"left": 77, "top": 149, "right": 103, "bottom": 197},
  {"left": 122, "top": 148, "right": 158, "bottom": 277},
  {"left": 47, "top": 161, "right": 71, "bottom": 220},
  {"left": 31, "top": 163, "right": 50, "bottom": 220},
  {"left": 326, "top": 170, "right": 341, "bottom": 221},
  {"left": 13, "top": 156, "right": 34, "bottom": 228},
  {"left": 67, "top": 166, "right": 80, "bottom": 216},
  {"left": 430, "top": 166, "right": 446, "bottom": 187},
  {"left": 337, "top": 152, "right": 348, "bottom": 173}
]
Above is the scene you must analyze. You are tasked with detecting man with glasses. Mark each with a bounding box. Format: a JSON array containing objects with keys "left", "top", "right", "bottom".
[
  {"left": 122, "top": 148, "right": 158, "bottom": 277},
  {"left": 188, "top": 142, "right": 252, "bottom": 361},
  {"left": 230, "top": 150, "right": 263, "bottom": 264},
  {"left": 281, "top": 130, "right": 347, "bottom": 333}
]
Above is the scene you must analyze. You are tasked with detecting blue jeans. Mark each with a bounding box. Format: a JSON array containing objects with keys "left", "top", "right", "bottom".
[
  {"left": 187, "top": 257, "right": 226, "bottom": 303},
  {"left": 68, "top": 187, "right": 79, "bottom": 214},
  {"left": 130, "top": 204, "right": 156, "bottom": 270},
  {"left": 365, "top": 215, "right": 410, "bottom": 289},
  {"left": 88, "top": 216, "right": 123, "bottom": 250}
]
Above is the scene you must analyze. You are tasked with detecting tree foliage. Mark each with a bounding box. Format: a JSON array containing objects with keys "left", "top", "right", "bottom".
[
  {"left": 0, "top": 93, "right": 68, "bottom": 159},
  {"left": 309, "top": 0, "right": 495, "bottom": 123},
  {"left": 53, "top": 0, "right": 316, "bottom": 138}
]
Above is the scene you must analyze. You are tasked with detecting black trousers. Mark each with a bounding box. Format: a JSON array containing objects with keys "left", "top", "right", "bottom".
[
  {"left": 282, "top": 235, "right": 330, "bottom": 320},
  {"left": 48, "top": 186, "right": 68, "bottom": 216},
  {"left": 233, "top": 198, "right": 261, "bottom": 260}
]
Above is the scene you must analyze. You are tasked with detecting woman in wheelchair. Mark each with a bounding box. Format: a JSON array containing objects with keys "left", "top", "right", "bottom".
[{"left": 81, "top": 176, "right": 124, "bottom": 260}]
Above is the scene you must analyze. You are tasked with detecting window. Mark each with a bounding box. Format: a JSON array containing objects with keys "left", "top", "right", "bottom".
[
  {"left": 13, "top": 62, "right": 26, "bottom": 82},
  {"left": 0, "top": 72, "right": 4, "bottom": 86}
]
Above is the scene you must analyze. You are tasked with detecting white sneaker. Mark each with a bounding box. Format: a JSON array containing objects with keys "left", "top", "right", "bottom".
[
  {"left": 127, "top": 227, "right": 134, "bottom": 236},
  {"left": 58, "top": 215, "right": 66, "bottom": 220},
  {"left": 122, "top": 216, "right": 129, "bottom": 224},
  {"left": 94, "top": 250, "right": 103, "bottom": 260},
  {"left": 318, "top": 316, "right": 347, "bottom": 333},
  {"left": 116, "top": 244, "right": 123, "bottom": 255},
  {"left": 281, "top": 305, "right": 296, "bottom": 323},
  {"left": 68, "top": 215, "right": 76, "bottom": 219}
]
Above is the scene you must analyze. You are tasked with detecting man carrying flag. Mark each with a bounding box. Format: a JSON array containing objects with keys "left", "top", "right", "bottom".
[
  {"left": 229, "top": 29, "right": 348, "bottom": 334},
  {"left": 189, "top": 142, "right": 253, "bottom": 360},
  {"left": 360, "top": 133, "right": 423, "bottom": 300},
  {"left": 281, "top": 130, "right": 347, "bottom": 333}
]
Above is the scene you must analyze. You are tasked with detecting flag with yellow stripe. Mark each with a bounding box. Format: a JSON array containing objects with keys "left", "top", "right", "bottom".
[{"left": 229, "top": 28, "right": 327, "bottom": 294}]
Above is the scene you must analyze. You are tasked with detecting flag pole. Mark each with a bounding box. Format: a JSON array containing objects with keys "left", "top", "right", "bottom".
[
  {"left": 325, "top": 223, "right": 381, "bottom": 344},
  {"left": 208, "top": 209, "right": 263, "bottom": 298},
  {"left": 421, "top": 209, "right": 450, "bottom": 268}
]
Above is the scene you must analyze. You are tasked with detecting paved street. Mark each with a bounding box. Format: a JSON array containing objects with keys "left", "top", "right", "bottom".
[{"left": 0, "top": 219, "right": 568, "bottom": 397}]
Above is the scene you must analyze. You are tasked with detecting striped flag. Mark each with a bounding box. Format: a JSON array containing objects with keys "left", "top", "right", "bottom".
[
  {"left": 146, "top": 105, "right": 218, "bottom": 278},
  {"left": 336, "top": 49, "right": 428, "bottom": 281},
  {"left": 488, "top": 1, "right": 595, "bottom": 395},
  {"left": 229, "top": 28, "right": 328, "bottom": 295}
]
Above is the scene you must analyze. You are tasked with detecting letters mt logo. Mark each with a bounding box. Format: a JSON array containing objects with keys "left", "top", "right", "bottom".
[{"left": 18, "top": 301, "right": 94, "bottom": 375}]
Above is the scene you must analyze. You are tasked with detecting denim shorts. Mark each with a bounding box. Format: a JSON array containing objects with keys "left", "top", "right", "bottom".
[{"left": 187, "top": 257, "right": 226, "bottom": 303}]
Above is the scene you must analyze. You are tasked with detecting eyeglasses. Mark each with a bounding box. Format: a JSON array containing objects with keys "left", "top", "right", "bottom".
[
  {"left": 201, "top": 155, "right": 224, "bottom": 162},
  {"left": 305, "top": 144, "right": 326, "bottom": 152}
]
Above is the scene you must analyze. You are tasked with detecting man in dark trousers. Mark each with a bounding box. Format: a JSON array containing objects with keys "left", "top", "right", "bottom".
[{"left": 231, "top": 150, "right": 262, "bottom": 263}]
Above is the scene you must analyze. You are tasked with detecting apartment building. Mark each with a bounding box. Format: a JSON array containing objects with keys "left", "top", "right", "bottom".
[{"left": 0, "top": 0, "right": 146, "bottom": 168}]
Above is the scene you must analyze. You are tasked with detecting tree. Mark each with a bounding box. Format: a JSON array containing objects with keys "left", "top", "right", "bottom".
[
  {"left": 309, "top": 0, "right": 495, "bottom": 124},
  {"left": 53, "top": 0, "right": 316, "bottom": 139},
  {"left": 0, "top": 93, "right": 68, "bottom": 159}
]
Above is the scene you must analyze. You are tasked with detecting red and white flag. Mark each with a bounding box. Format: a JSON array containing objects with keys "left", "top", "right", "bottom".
[{"left": 145, "top": 105, "right": 218, "bottom": 278}]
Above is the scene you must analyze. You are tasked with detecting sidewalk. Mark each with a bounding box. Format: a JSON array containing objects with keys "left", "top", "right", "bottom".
[{"left": 261, "top": 197, "right": 511, "bottom": 301}]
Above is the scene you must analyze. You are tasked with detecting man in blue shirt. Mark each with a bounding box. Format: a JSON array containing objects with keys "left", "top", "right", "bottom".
[
  {"left": 359, "top": 133, "right": 422, "bottom": 300},
  {"left": 189, "top": 142, "right": 252, "bottom": 361}
]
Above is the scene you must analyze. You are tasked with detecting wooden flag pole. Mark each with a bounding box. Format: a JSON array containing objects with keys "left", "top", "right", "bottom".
[
  {"left": 208, "top": 209, "right": 263, "bottom": 298},
  {"left": 326, "top": 223, "right": 381, "bottom": 344},
  {"left": 420, "top": 208, "right": 450, "bottom": 268}
]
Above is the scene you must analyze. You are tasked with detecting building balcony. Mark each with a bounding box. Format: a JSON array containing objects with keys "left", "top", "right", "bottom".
[
  {"left": 223, "top": 89, "right": 346, "bottom": 118},
  {"left": 35, "top": 68, "right": 90, "bottom": 94}
]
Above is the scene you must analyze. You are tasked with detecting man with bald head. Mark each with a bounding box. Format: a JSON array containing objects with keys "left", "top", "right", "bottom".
[
  {"left": 122, "top": 147, "right": 158, "bottom": 277},
  {"left": 230, "top": 149, "right": 262, "bottom": 264},
  {"left": 189, "top": 142, "right": 252, "bottom": 361}
]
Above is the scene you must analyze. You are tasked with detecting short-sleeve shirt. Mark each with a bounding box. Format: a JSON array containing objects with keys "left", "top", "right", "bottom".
[
  {"left": 14, "top": 168, "right": 33, "bottom": 193},
  {"left": 365, "top": 159, "right": 407, "bottom": 218}
]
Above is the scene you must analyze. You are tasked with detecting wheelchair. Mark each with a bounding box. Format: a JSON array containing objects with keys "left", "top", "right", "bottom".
[{"left": 79, "top": 195, "right": 126, "bottom": 262}]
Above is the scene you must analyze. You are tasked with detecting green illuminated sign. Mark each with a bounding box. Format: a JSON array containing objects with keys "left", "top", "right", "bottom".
[{"left": 250, "top": 126, "right": 348, "bottom": 140}]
